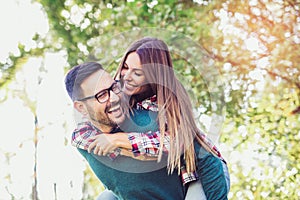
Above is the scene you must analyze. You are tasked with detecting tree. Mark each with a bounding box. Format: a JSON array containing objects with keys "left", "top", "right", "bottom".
[{"left": 1, "top": 0, "right": 299, "bottom": 199}]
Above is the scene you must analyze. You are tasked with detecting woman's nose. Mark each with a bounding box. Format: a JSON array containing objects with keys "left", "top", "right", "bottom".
[{"left": 123, "top": 70, "right": 132, "bottom": 81}]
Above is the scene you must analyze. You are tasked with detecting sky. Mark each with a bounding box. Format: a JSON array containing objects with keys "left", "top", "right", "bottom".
[
  {"left": 0, "top": 0, "right": 48, "bottom": 62},
  {"left": 0, "top": 1, "right": 88, "bottom": 199}
]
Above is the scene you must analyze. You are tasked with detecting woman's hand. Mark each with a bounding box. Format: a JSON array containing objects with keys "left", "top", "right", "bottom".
[{"left": 87, "top": 133, "right": 131, "bottom": 156}]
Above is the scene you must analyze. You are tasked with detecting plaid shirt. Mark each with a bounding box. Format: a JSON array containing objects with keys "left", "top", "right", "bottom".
[
  {"left": 136, "top": 95, "right": 159, "bottom": 111},
  {"left": 128, "top": 131, "right": 170, "bottom": 157}
]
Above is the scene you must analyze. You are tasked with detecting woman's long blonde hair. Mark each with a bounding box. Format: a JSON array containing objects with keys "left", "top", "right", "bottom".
[{"left": 115, "top": 37, "right": 212, "bottom": 174}]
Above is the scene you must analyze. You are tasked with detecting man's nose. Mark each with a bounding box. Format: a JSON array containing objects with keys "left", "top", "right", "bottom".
[{"left": 109, "top": 90, "right": 120, "bottom": 103}]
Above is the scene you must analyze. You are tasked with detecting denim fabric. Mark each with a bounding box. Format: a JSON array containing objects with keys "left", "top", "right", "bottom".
[
  {"left": 222, "top": 161, "right": 230, "bottom": 193},
  {"left": 185, "top": 180, "right": 207, "bottom": 200},
  {"left": 97, "top": 189, "right": 118, "bottom": 200}
]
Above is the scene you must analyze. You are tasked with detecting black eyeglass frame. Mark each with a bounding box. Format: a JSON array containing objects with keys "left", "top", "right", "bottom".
[{"left": 77, "top": 80, "right": 121, "bottom": 103}]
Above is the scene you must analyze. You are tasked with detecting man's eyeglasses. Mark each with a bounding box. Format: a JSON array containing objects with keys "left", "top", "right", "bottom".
[{"left": 77, "top": 80, "right": 121, "bottom": 103}]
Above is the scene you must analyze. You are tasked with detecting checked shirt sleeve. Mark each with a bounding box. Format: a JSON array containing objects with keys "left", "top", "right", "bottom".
[
  {"left": 127, "top": 131, "right": 170, "bottom": 157},
  {"left": 127, "top": 130, "right": 199, "bottom": 185},
  {"left": 71, "top": 122, "right": 121, "bottom": 160},
  {"left": 71, "top": 122, "right": 97, "bottom": 150}
]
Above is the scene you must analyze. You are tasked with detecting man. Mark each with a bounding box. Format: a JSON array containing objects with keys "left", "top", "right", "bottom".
[{"left": 65, "top": 62, "right": 188, "bottom": 200}]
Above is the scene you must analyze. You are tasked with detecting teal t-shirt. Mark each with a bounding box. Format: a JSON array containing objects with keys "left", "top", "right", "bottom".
[{"left": 78, "top": 110, "right": 186, "bottom": 200}]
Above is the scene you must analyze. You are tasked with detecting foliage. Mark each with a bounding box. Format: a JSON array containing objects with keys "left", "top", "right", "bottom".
[
  {"left": 82, "top": 166, "right": 104, "bottom": 200},
  {"left": 2, "top": 0, "right": 300, "bottom": 199}
]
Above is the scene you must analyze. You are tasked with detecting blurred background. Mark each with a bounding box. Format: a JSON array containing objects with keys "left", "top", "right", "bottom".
[{"left": 0, "top": 0, "right": 299, "bottom": 199}]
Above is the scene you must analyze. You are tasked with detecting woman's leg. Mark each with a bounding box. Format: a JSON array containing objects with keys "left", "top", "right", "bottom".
[
  {"left": 221, "top": 161, "right": 230, "bottom": 194},
  {"left": 96, "top": 189, "right": 118, "bottom": 200},
  {"left": 185, "top": 180, "right": 207, "bottom": 200}
]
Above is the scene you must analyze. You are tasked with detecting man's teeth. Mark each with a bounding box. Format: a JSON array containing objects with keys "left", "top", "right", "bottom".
[{"left": 109, "top": 106, "right": 120, "bottom": 113}]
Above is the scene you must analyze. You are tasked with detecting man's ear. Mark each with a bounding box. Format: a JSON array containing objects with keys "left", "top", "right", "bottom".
[{"left": 74, "top": 101, "right": 88, "bottom": 117}]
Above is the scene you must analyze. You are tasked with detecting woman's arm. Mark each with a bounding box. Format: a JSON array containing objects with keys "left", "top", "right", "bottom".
[
  {"left": 87, "top": 131, "right": 170, "bottom": 157},
  {"left": 127, "top": 131, "right": 170, "bottom": 156}
]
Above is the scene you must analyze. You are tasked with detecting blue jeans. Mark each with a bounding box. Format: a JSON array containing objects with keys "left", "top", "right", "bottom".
[
  {"left": 222, "top": 160, "right": 230, "bottom": 193},
  {"left": 96, "top": 189, "right": 118, "bottom": 200}
]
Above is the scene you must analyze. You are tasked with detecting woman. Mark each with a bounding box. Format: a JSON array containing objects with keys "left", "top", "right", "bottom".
[{"left": 114, "top": 37, "right": 229, "bottom": 199}]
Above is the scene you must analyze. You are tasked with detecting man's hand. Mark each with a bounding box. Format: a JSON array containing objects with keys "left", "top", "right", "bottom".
[{"left": 88, "top": 133, "right": 131, "bottom": 156}]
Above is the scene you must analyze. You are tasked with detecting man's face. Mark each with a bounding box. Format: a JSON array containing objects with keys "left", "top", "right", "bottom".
[{"left": 80, "top": 70, "right": 125, "bottom": 131}]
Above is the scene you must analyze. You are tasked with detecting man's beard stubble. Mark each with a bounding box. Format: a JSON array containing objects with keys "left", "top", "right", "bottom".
[{"left": 85, "top": 103, "right": 117, "bottom": 128}]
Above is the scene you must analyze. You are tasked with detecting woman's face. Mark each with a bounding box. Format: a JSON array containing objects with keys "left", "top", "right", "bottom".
[{"left": 121, "top": 52, "right": 148, "bottom": 96}]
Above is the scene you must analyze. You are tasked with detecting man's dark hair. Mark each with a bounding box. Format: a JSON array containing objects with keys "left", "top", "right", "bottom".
[{"left": 64, "top": 62, "right": 104, "bottom": 101}]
